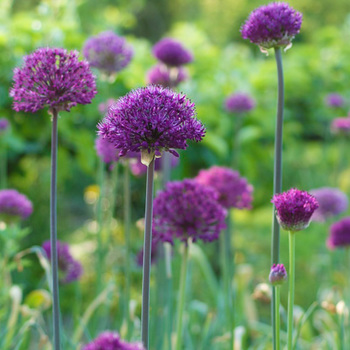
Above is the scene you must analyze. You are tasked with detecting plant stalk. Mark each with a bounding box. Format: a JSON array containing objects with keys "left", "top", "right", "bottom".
[
  {"left": 0, "top": 138, "right": 7, "bottom": 189},
  {"left": 275, "top": 286, "right": 281, "bottom": 350},
  {"left": 287, "top": 231, "right": 295, "bottom": 350}
]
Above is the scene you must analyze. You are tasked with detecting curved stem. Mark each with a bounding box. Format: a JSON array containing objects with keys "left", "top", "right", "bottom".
[
  {"left": 50, "top": 109, "right": 61, "bottom": 350},
  {"left": 141, "top": 157, "right": 155, "bottom": 349},
  {"left": 271, "top": 47, "right": 284, "bottom": 350},
  {"left": 175, "top": 243, "right": 189, "bottom": 350},
  {"left": 287, "top": 232, "right": 295, "bottom": 350},
  {"left": 275, "top": 286, "right": 281, "bottom": 350}
]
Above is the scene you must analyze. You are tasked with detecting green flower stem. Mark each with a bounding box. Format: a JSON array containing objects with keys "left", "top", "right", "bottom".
[
  {"left": 274, "top": 286, "right": 281, "bottom": 350},
  {"left": 272, "top": 47, "right": 284, "bottom": 350},
  {"left": 164, "top": 242, "right": 173, "bottom": 350},
  {"left": 50, "top": 108, "right": 61, "bottom": 350},
  {"left": 0, "top": 138, "right": 7, "bottom": 189},
  {"left": 287, "top": 231, "right": 295, "bottom": 350},
  {"left": 175, "top": 242, "right": 189, "bottom": 350},
  {"left": 141, "top": 157, "right": 155, "bottom": 349},
  {"left": 231, "top": 113, "right": 243, "bottom": 169}
]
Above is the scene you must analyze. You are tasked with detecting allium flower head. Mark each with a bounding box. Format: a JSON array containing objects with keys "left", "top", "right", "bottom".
[
  {"left": 10, "top": 47, "right": 97, "bottom": 113},
  {"left": 325, "top": 93, "right": 345, "bottom": 108},
  {"left": 82, "top": 331, "right": 145, "bottom": 350},
  {"left": 241, "top": 2, "right": 303, "bottom": 53},
  {"left": 147, "top": 64, "right": 188, "bottom": 88},
  {"left": 152, "top": 38, "right": 193, "bottom": 67},
  {"left": 83, "top": 31, "right": 133, "bottom": 75},
  {"left": 0, "top": 118, "right": 9, "bottom": 133},
  {"left": 331, "top": 117, "right": 350, "bottom": 135},
  {"left": 153, "top": 179, "right": 227, "bottom": 244},
  {"left": 310, "top": 187, "right": 348, "bottom": 222},
  {"left": 95, "top": 135, "right": 119, "bottom": 164},
  {"left": 98, "top": 85, "right": 205, "bottom": 163},
  {"left": 195, "top": 166, "right": 253, "bottom": 209},
  {"left": 42, "top": 240, "right": 83, "bottom": 284},
  {"left": 0, "top": 189, "right": 33, "bottom": 223},
  {"left": 224, "top": 92, "right": 255, "bottom": 114},
  {"left": 269, "top": 263, "right": 287, "bottom": 286},
  {"left": 271, "top": 188, "right": 319, "bottom": 232},
  {"left": 327, "top": 217, "right": 350, "bottom": 249}
]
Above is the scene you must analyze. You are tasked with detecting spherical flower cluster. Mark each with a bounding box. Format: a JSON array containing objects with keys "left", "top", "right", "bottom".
[
  {"left": 310, "top": 187, "right": 348, "bottom": 222},
  {"left": 269, "top": 263, "right": 287, "bottom": 286},
  {"left": 327, "top": 217, "right": 350, "bottom": 249},
  {"left": 152, "top": 38, "right": 193, "bottom": 67},
  {"left": 152, "top": 179, "right": 227, "bottom": 244},
  {"left": 241, "top": 2, "right": 302, "bottom": 52},
  {"left": 98, "top": 85, "right": 205, "bottom": 160},
  {"left": 0, "top": 118, "right": 9, "bottom": 133},
  {"left": 224, "top": 92, "right": 255, "bottom": 114},
  {"left": 331, "top": 117, "right": 350, "bottom": 135},
  {"left": 0, "top": 189, "right": 33, "bottom": 223},
  {"left": 147, "top": 64, "right": 188, "bottom": 88},
  {"left": 82, "top": 331, "right": 145, "bottom": 350},
  {"left": 95, "top": 135, "right": 119, "bottom": 164},
  {"left": 129, "top": 153, "right": 179, "bottom": 177},
  {"left": 42, "top": 240, "right": 83, "bottom": 284},
  {"left": 325, "top": 93, "right": 345, "bottom": 108},
  {"left": 10, "top": 47, "right": 97, "bottom": 113},
  {"left": 195, "top": 166, "right": 253, "bottom": 209},
  {"left": 83, "top": 31, "right": 133, "bottom": 75},
  {"left": 271, "top": 188, "right": 319, "bottom": 232}
]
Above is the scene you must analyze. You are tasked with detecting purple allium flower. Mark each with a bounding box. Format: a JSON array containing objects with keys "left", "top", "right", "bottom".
[
  {"left": 42, "top": 240, "right": 83, "bottom": 284},
  {"left": 195, "top": 166, "right": 253, "bottom": 209},
  {"left": 331, "top": 117, "right": 350, "bottom": 135},
  {"left": 271, "top": 188, "right": 319, "bottom": 232},
  {"left": 310, "top": 187, "right": 348, "bottom": 222},
  {"left": 147, "top": 64, "right": 188, "bottom": 88},
  {"left": 83, "top": 31, "right": 133, "bottom": 75},
  {"left": 10, "top": 48, "right": 97, "bottom": 113},
  {"left": 224, "top": 92, "right": 255, "bottom": 114},
  {"left": 0, "top": 118, "right": 9, "bottom": 133},
  {"left": 152, "top": 38, "right": 193, "bottom": 67},
  {"left": 98, "top": 85, "right": 205, "bottom": 159},
  {"left": 82, "top": 331, "right": 145, "bottom": 350},
  {"left": 95, "top": 135, "right": 119, "bottom": 164},
  {"left": 136, "top": 238, "right": 160, "bottom": 267},
  {"left": 241, "top": 2, "right": 303, "bottom": 52},
  {"left": 327, "top": 217, "right": 350, "bottom": 249},
  {"left": 269, "top": 263, "right": 287, "bottom": 286},
  {"left": 152, "top": 179, "right": 227, "bottom": 244},
  {"left": 129, "top": 153, "right": 180, "bottom": 177},
  {"left": 325, "top": 93, "right": 345, "bottom": 108},
  {"left": 98, "top": 99, "right": 117, "bottom": 115},
  {"left": 0, "top": 189, "right": 33, "bottom": 222}
]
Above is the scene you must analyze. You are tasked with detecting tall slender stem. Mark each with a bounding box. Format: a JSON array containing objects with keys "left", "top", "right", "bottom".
[
  {"left": 275, "top": 286, "right": 281, "bottom": 350},
  {"left": 141, "top": 157, "right": 155, "bottom": 349},
  {"left": 0, "top": 138, "right": 7, "bottom": 189},
  {"left": 175, "top": 242, "right": 189, "bottom": 350},
  {"left": 287, "top": 232, "right": 295, "bottom": 350},
  {"left": 231, "top": 114, "right": 243, "bottom": 170},
  {"left": 50, "top": 109, "right": 61, "bottom": 350},
  {"left": 271, "top": 47, "right": 284, "bottom": 350}
]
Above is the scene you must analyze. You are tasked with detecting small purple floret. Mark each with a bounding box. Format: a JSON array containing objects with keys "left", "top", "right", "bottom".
[
  {"left": 224, "top": 92, "right": 255, "bottom": 114},
  {"left": 153, "top": 179, "right": 227, "bottom": 244},
  {"left": 10, "top": 47, "right": 97, "bottom": 113},
  {"left": 152, "top": 38, "right": 193, "bottom": 67},
  {"left": 241, "top": 2, "right": 302, "bottom": 52},
  {"left": 269, "top": 263, "right": 287, "bottom": 285},
  {"left": 310, "top": 187, "right": 348, "bottom": 222},
  {"left": 83, "top": 31, "right": 133, "bottom": 75},
  {"left": 327, "top": 217, "right": 350, "bottom": 249},
  {"left": 195, "top": 166, "right": 253, "bottom": 209},
  {"left": 271, "top": 188, "right": 319, "bottom": 232},
  {"left": 331, "top": 117, "right": 350, "bottom": 135},
  {"left": 0, "top": 189, "right": 33, "bottom": 222},
  {"left": 82, "top": 331, "right": 145, "bottom": 350},
  {"left": 325, "top": 93, "right": 345, "bottom": 108},
  {"left": 98, "top": 85, "right": 205, "bottom": 157},
  {"left": 0, "top": 118, "right": 9, "bottom": 132},
  {"left": 147, "top": 64, "right": 188, "bottom": 88}
]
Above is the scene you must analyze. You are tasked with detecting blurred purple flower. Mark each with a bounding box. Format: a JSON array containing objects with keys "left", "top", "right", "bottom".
[
  {"left": 0, "top": 118, "right": 9, "bottom": 133},
  {"left": 82, "top": 331, "right": 145, "bottom": 350},
  {"left": 310, "top": 187, "right": 348, "bottom": 222},
  {"left": 153, "top": 179, "right": 227, "bottom": 244},
  {"left": 327, "top": 217, "right": 350, "bottom": 249},
  {"left": 83, "top": 31, "right": 133, "bottom": 75},
  {"left": 147, "top": 64, "right": 188, "bottom": 88},
  {"left": 224, "top": 92, "right": 255, "bottom": 114},
  {"left": 271, "top": 188, "right": 319, "bottom": 232},
  {"left": 42, "top": 240, "right": 83, "bottom": 284},
  {"left": 0, "top": 189, "right": 33, "bottom": 222},
  {"left": 10, "top": 47, "right": 97, "bottom": 113},
  {"left": 269, "top": 263, "right": 287, "bottom": 286},
  {"left": 152, "top": 38, "right": 193, "bottom": 67},
  {"left": 331, "top": 117, "right": 350, "bottom": 135},
  {"left": 98, "top": 99, "right": 117, "bottom": 115},
  {"left": 241, "top": 2, "right": 302, "bottom": 52},
  {"left": 98, "top": 85, "right": 205, "bottom": 158},
  {"left": 195, "top": 166, "right": 253, "bottom": 209},
  {"left": 325, "top": 93, "right": 344, "bottom": 108},
  {"left": 95, "top": 135, "right": 119, "bottom": 164}
]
